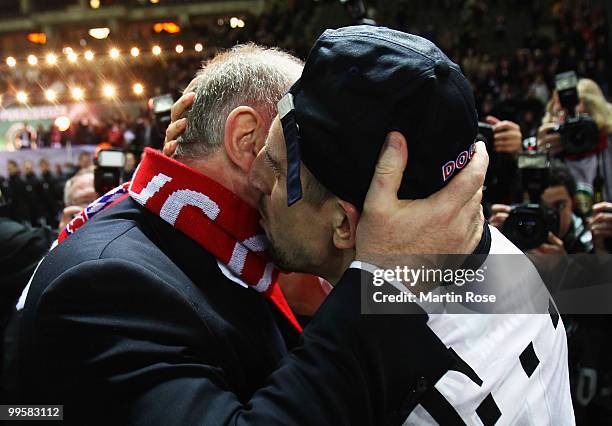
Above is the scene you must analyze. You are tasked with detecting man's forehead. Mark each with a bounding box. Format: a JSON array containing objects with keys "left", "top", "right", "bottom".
[{"left": 543, "top": 185, "right": 570, "bottom": 199}]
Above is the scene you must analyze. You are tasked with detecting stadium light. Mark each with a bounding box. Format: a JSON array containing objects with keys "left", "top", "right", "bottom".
[
  {"left": 45, "top": 89, "right": 57, "bottom": 102},
  {"left": 71, "top": 87, "right": 84, "bottom": 101},
  {"left": 55, "top": 116, "right": 71, "bottom": 132},
  {"left": 89, "top": 28, "right": 110, "bottom": 40},
  {"left": 67, "top": 51, "right": 78, "bottom": 63},
  {"left": 46, "top": 53, "right": 57, "bottom": 65},
  {"left": 6, "top": 56, "right": 16, "bottom": 67},
  {"left": 130, "top": 47, "right": 140, "bottom": 57},
  {"left": 103, "top": 84, "right": 116, "bottom": 98},
  {"left": 152, "top": 45, "right": 162, "bottom": 56},
  {"left": 16, "top": 91, "right": 28, "bottom": 104},
  {"left": 175, "top": 44, "right": 184, "bottom": 54},
  {"left": 195, "top": 43, "right": 203, "bottom": 53},
  {"left": 109, "top": 48, "right": 120, "bottom": 59},
  {"left": 27, "top": 55, "right": 38, "bottom": 66},
  {"left": 84, "top": 50, "right": 94, "bottom": 61},
  {"left": 133, "top": 83, "right": 144, "bottom": 96}
]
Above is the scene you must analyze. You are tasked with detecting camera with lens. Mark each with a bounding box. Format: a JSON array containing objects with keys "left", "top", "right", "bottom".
[
  {"left": 147, "top": 94, "right": 174, "bottom": 150},
  {"left": 552, "top": 71, "right": 599, "bottom": 156},
  {"left": 502, "top": 152, "right": 560, "bottom": 250},
  {"left": 94, "top": 148, "right": 126, "bottom": 195}
]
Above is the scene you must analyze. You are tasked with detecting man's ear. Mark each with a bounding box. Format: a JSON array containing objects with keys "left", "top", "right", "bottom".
[
  {"left": 332, "top": 199, "right": 360, "bottom": 250},
  {"left": 224, "top": 106, "right": 263, "bottom": 173}
]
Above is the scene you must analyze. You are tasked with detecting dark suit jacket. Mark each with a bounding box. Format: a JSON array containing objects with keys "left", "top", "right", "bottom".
[{"left": 17, "top": 198, "right": 455, "bottom": 425}]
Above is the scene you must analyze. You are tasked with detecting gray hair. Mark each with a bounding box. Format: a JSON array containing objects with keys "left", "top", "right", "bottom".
[
  {"left": 176, "top": 44, "right": 303, "bottom": 158},
  {"left": 63, "top": 167, "right": 94, "bottom": 205}
]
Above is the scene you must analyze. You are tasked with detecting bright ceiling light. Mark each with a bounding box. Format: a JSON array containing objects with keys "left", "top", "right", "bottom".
[
  {"left": 109, "top": 48, "right": 120, "bottom": 59},
  {"left": 194, "top": 43, "right": 203, "bottom": 52},
  {"left": 46, "top": 53, "right": 57, "bottom": 65},
  {"left": 45, "top": 89, "right": 57, "bottom": 102},
  {"left": 67, "top": 51, "right": 78, "bottom": 63},
  {"left": 90, "top": 0, "right": 100, "bottom": 9},
  {"left": 89, "top": 27, "right": 110, "bottom": 40},
  {"left": 175, "top": 44, "right": 183, "bottom": 54},
  {"left": 102, "top": 84, "right": 116, "bottom": 98},
  {"left": 27, "top": 55, "right": 38, "bottom": 65},
  {"left": 130, "top": 47, "right": 140, "bottom": 57},
  {"left": 84, "top": 50, "right": 94, "bottom": 61},
  {"left": 71, "top": 87, "right": 84, "bottom": 101},
  {"left": 6, "top": 56, "right": 16, "bottom": 67},
  {"left": 16, "top": 91, "right": 28, "bottom": 103},
  {"left": 133, "top": 83, "right": 144, "bottom": 96},
  {"left": 152, "top": 45, "right": 162, "bottom": 56},
  {"left": 55, "top": 116, "right": 71, "bottom": 132}
]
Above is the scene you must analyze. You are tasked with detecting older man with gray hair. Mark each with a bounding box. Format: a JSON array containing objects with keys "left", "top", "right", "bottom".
[{"left": 17, "top": 42, "right": 488, "bottom": 425}]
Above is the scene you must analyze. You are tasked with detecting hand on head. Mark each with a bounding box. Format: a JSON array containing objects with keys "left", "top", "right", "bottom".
[
  {"left": 356, "top": 132, "right": 488, "bottom": 269},
  {"left": 163, "top": 91, "right": 196, "bottom": 157}
]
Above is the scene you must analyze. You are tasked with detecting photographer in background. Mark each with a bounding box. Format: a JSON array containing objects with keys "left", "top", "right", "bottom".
[
  {"left": 490, "top": 159, "right": 592, "bottom": 254},
  {"left": 58, "top": 168, "right": 97, "bottom": 231},
  {"left": 537, "top": 77, "right": 612, "bottom": 203},
  {"left": 481, "top": 115, "right": 523, "bottom": 210}
]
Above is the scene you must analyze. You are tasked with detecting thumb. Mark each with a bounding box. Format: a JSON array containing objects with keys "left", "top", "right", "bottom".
[
  {"left": 485, "top": 115, "right": 500, "bottom": 125},
  {"left": 364, "top": 131, "right": 407, "bottom": 211}
]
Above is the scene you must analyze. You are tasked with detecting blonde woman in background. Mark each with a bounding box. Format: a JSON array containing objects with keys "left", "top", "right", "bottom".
[{"left": 537, "top": 78, "right": 612, "bottom": 200}]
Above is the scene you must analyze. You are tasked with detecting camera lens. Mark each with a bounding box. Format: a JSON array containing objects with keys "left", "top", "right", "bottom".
[
  {"left": 502, "top": 205, "right": 550, "bottom": 250},
  {"left": 516, "top": 218, "right": 538, "bottom": 238}
]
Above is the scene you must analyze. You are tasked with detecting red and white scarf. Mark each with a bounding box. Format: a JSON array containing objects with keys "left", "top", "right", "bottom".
[{"left": 57, "top": 148, "right": 302, "bottom": 332}]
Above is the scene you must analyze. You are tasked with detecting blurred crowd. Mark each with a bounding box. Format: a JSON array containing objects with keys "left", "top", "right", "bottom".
[
  {"left": 13, "top": 115, "right": 163, "bottom": 152},
  {"left": 0, "top": 150, "right": 137, "bottom": 230}
]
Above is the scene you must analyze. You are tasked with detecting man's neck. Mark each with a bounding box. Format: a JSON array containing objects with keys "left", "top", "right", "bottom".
[{"left": 324, "top": 248, "right": 356, "bottom": 286}]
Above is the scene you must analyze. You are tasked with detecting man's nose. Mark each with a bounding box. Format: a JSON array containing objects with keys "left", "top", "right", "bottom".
[{"left": 249, "top": 150, "right": 272, "bottom": 197}]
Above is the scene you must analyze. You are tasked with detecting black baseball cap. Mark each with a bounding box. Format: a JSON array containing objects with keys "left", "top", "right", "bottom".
[{"left": 278, "top": 26, "right": 479, "bottom": 209}]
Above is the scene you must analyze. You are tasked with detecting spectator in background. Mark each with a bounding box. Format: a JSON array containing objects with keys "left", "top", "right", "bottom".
[
  {"left": 482, "top": 115, "right": 524, "bottom": 210},
  {"left": 5, "top": 160, "right": 31, "bottom": 225},
  {"left": 38, "top": 158, "right": 59, "bottom": 228},
  {"left": 77, "top": 151, "right": 92, "bottom": 174},
  {"left": 107, "top": 121, "right": 123, "bottom": 147},
  {"left": 538, "top": 78, "right": 612, "bottom": 201},
  {"left": 490, "top": 160, "right": 592, "bottom": 255},
  {"left": 49, "top": 124, "right": 62, "bottom": 147},
  {"left": 22, "top": 160, "right": 42, "bottom": 226},
  {"left": 15, "top": 123, "right": 33, "bottom": 150},
  {"left": 35, "top": 124, "right": 48, "bottom": 148},
  {"left": 58, "top": 168, "right": 97, "bottom": 231}
]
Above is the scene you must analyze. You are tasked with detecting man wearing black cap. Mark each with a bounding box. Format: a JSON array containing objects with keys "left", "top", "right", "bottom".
[{"left": 251, "top": 26, "right": 574, "bottom": 424}]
